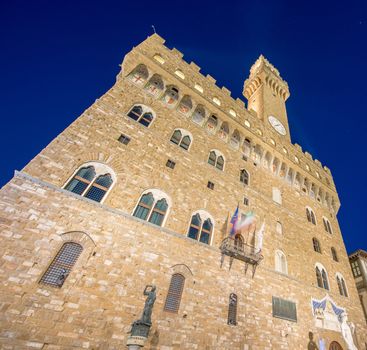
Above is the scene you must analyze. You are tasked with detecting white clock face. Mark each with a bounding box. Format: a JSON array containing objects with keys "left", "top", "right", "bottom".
[{"left": 268, "top": 116, "right": 286, "bottom": 135}]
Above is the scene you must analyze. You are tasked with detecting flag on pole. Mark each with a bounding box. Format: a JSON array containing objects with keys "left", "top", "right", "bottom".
[
  {"left": 229, "top": 206, "right": 239, "bottom": 236},
  {"left": 256, "top": 221, "right": 266, "bottom": 253},
  {"left": 234, "top": 211, "right": 256, "bottom": 232}
]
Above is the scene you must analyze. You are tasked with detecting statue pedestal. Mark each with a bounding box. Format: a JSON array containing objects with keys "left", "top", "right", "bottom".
[
  {"left": 126, "top": 335, "right": 147, "bottom": 349},
  {"left": 127, "top": 320, "right": 151, "bottom": 349}
]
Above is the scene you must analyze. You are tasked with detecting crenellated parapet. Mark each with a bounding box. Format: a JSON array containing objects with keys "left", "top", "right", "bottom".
[
  {"left": 243, "top": 55, "right": 290, "bottom": 101},
  {"left": 116, "top": 33, "right": 339, "bottom": 212}
]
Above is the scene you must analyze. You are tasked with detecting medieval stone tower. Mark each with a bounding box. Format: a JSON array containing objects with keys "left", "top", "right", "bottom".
[{"left": 0, "top": 34, "right": 366, "bottom": 350}]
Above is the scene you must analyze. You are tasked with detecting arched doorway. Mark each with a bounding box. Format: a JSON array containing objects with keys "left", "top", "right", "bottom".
[{"left": 329, "top": 341, "right": 343, "bottom": 350}]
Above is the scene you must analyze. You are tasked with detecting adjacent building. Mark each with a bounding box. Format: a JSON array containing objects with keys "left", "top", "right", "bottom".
[
  {"left": 0, "top": 34, "right": 366, "bottom": 349},
  {"left": 349, "top": 250, "right": 367, "bottom": 324}
]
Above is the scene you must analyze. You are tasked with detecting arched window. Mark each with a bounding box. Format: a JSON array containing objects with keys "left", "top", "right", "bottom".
[
  {"left": 39, "top": 242, "right": 83, "bottom": 287},
  {"left": 286, "top": 168, "right": 294, "bottom": 184},
  {"left": 252, "top": 145, "right": 263, "bottom": 164},
  {"left": 127, "top": 105, "right": 154, "bottom": 127},
  {"left": 170, "top": 129, "right": 192, "bottom": 150},
  {"left": 218, "top": 122, "right": 229, "bottom": 141},
  {"left": 187, "top": 212, "right": 213, "bottom": 245},
  {"left": 275, "top": 250, "right": 288, "bottom": 274},
  {"left": 64, "top": 163, "right": 114, "bottom": 203},
  {"left": 177, "top": 95, "right": 193, "bottom": 115},
  {"left": 234, "top": 234, "right": 243, "bottom": 250},
  {"left": 133, "top": 190, "right": 169, "bottom": 227},
  {"left": 144, "top": 74, "right": 164, "bottom": 97},
  {"left": 276, "top": 221, "right": 283, "bottom": 234},
  {"left": 336, "top": 274, "right": 348, "bottom": 297},
  {"left": 206, "top": 115, "right": 218, "bottom": 132},
  {"left": 208, "top": 150, "right": 225, "bottom": 171},
  {"left": 316, "top": 264, "right": 329, "bottom": 290},
  {"left": 227, "top": 293, "right": 238, "bottom": 325},
  {"left": 163, "top": 86, "right": 179, "bottom": 106},
  {"left": 306, "top": 207, "right": 316, "bottom": 225},
  {"left": 313, "top": 238, "right": 321, "bottom": 253},
  {"left": 323, "top": 217, "right": 333, "bottom": 234},
  {"left": 192, "top": 105, "right": 206, "bottom": 124},
  {"left": 331, "top": 247, "right": 338, "bottom": 262},
  {"left": 163, "top": 273, "right": 185, "bottom": 313},
  {"left": 240, "top": 169, "right": 249, "bottom": 186},
  {"left": 230, "top": 130, "right": 241, "bottom": 149},
  {"left": 128, "top": 64, "right": 149, "bottom": 86},
  {"left": 242, "top": 138, "right": 251, "bottom": 157}
]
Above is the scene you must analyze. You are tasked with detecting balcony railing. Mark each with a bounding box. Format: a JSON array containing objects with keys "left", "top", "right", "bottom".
[{"left": 220, "top": 237, "right": 263, "bottom": 277}]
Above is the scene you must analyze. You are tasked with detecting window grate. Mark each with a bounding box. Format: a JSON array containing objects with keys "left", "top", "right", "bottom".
[
  {"left": 228, "top": 293, "right": 238, "bottom": 325},
  {"left": 164, "top": 273, "right": 185, "bottom": 313},
  {"left": 40, "top": 242, "right": 83, "bottom": 288}
]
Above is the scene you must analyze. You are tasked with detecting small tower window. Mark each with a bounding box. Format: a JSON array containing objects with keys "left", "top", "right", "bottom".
[
  {"left": 331, "top": 247, "right": 338, "bottom": 262},
  {"left": 240, "top": 169, "right": 249, "bottom": 186},
  {"left": 313, "top": 238, "right": 321, "bottom": 253},
  {"left": 306, "top": 208, "right": 316, "bottom": 225}
]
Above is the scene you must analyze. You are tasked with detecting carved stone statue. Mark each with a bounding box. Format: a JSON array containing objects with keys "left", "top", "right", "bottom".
[
  {"left": 307, "top": 332, "right": 319, "bottom": 350},
  {"left": 141, "top": 285, "right": 156, "bottom": 325},
  {"left": 339, "top": 313, "right": 358, "bottom": 350}
]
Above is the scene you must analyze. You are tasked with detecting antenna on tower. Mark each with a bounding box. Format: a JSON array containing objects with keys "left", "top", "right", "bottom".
[{"left": 151, "top": 25, "right": 156, "bottom": 34}]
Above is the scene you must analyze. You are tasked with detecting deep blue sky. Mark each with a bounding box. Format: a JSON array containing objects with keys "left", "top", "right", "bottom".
[{"left": 1, "top": 1, "right": 366, "bottom": 253}]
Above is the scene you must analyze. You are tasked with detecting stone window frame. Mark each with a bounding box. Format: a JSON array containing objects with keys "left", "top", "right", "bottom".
[
  {"left": 275, "top": 249, "right": 288, "bottom": 275},
  {"left": 335, "top": 272, "right": 348, "bottom": 297},
  {"left": 169, "top": 128, "right": 193, "bottom": 151},
  {"left": 315, "top": 262, "right": 329, "bottom": 290},
  {"left": 306, "top": 207, "right": 317, "bottom": 225},
  {"left": 322, "top": 216, "right": 333, "bottom": 234},
  {"left": 207, "top": 149, "right": 225, "bottom": 171},
  {"left": 126, "top": 104, "right": 156, "bottom": 128},
  {"left": 63, "top": 161, "right": 116, "bottom": 204},
  {"left": 186, "top": 210, "right": 215, "bottom": 246},
  {"left": 127, "top": 63, "right": 150, "bottom": 86},
  {"left": 132, "top": 189, "right": 171, "bottom": 228},
  {"left": 38, "top": 231, "right": 95, "bottom": 289},
  {"left": 312, "top": 237, "right": 322, "bottom": 254}
]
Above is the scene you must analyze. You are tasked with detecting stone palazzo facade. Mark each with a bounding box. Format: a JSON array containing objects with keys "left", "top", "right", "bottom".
[{"left": 0, "top": 34, "right": 366, "bottom": 350}]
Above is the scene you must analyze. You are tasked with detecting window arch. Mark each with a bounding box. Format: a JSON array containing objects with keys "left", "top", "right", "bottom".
[
  {"left": 177, "top": 95, "right": 193, "bottom": 115},
  {"left": 187, "top": 211, "right": 214, "bottom": 245},
  {"left": 240, "top": 169, "right": 249, "bottom": 185},
  {"left": 192, "top": 104, "right": 206, "bottom": 124},
  {"left": 331, "top": 247, "right": 338, "bottom": 262},
  {"left": 275, "top": 250, "right": 288, "bottom": 274},
  {"left": 206, "top": 114, "right": 218, "bottom": 132},
  {"left": 242, "top": 138, "right": 251, "bottom": 157},
  {"left": 312, "top": 237, "right": 321, "bottom": 253},
  {"left": 322, "top": 217, "right": 333, "bottom": 234},
  {"left": 306, "top": 207, "right": 316, "bottom": 225},
  {"left": 39, "top": 242, "right": 83, "bottom": 287},
  {"left": 170, "top": 129, "right": 192, "bottom": 150},
  {"left": 128, "top": 64, "right": 149, "bottom": 86},
  {"left": 163, "top": 273, "right": 185, "bottom": 313},
  {"left": 133, "top": 190, "right": 170, "bottom": 227},
  {"left": 227, "top": 293, "right": 238, "bottom": 325},
  {"left": 276, "top": 221, "right": 283, "bottom": 234},
  {"left": 336, "top": 273, "right": 348, "bottom": 297},
  {"left": 315, "top": 263, "right": 329, "bottom": 290},
  {"left": 127, "top": 104, "right": 155, "bottom": 127},
  {"left": 163, "top": 85, "right": 179, "bottom": 106},
  {"left": 208, "top": 150, "right": 225, "bottom": 171},
  {"left": 218, "top": 121, "right": 229, "bottom": 141},
  {"left": 64, "top": 162, "right": 114, "bottom": 203},
  {"left": 144, "top": 74, "right": 164, "bottom": 97},
  {"left": 230, "top": 129, "right": 241, "bottom": 149}
]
